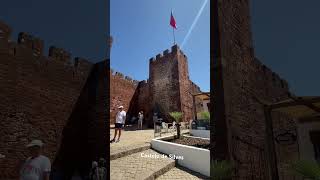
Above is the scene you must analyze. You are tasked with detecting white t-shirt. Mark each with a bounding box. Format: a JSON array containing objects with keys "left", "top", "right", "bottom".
[
  {"left": 20, "top": 155, "right": 51, "bottom": 180},
  {"left": 116, "top": 110, "right": 126, "bottom": 124},
  {"left": 138, "top": 113, "right": 143, "bottom": 121}
]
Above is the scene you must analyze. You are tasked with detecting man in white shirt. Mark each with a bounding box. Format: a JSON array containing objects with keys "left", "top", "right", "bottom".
[
  {"left": 111, "top": 106, "right": 126, "bottom": 143},
  {"left": 20, "top": 139, "right": 51, "bottom": 180}
]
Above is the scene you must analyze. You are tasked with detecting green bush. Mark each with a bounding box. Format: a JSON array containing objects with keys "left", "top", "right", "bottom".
[
  {"left": 290, "top": 160, "right": 320, "bottom": 179},
  {"left": 169, "top": 112, "right": 183, "bottom": 123},
  {"left": 198, "top": 111, "right": 210, "bottom": 121}
]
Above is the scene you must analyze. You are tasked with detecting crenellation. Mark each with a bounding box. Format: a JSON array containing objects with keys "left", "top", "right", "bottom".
[
  {"left": 0, "top": 21, "right": 11, "bottom": 39},
  {"left": 115, "top": 72, "right": 124, "bottom": 78},
  {"left": 18, "top": 32, "right": 34, "bottom": 49},
  {"left": 163, "top": 49, "right": 169, "bottom": 55},
  {"left": 74, "top": 57, "right": 92, "bottom": 70},
  {"left": 0, "top": 21, "right": 11, "bottom": 49},
  {"left": 156, "top": 53, "right": 162, "bottom": 60},
  {"left": 48, "top": 46, "right": 71, "bottom": 63},
  {"left": 32, "top": 37, "right": 44, "bottom": 56},
  {"left": 125, "top": 76, "right": 132, "bottom": 81},
  {"left": 149, "top": 57, "right": 155, "bottom": 62},
  {"left": 171, "top": 44, "right": 179, "bottom": 53}
]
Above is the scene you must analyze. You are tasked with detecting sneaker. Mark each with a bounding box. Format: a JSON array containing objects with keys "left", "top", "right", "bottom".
[
  {"left": 116, "top": 139, "right": 120, "bottom": 143},
  {"left": 110, "top": 139, "right": 115, "bottom": 143}
]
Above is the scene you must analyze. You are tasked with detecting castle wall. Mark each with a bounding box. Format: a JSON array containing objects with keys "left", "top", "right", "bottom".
[
  {"left": 149, "top": 46, "right": 181, "bottom": 117},
  {"left": 109, "top": 69, "right": 138, "bottom": 124},
  {"left": 148, "top": 45, "right": 200, "bottom": 123},
  {"left": 134, "top": 80, "right": 152, "bottom": 126},
  {"left": 216, "top": 0, "right": 299, "bottom": 179},
  {"left": 177, "top": 49, "right": 193, "bottom": 122},
  {"left": 0, "top": 21, "right": 93, "bottom": 178}
]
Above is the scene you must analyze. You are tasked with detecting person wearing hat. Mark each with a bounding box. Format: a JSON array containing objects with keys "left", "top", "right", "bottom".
[
  {"left": 111, "top": 106, "right": 126, "bottom": 143},
  {"left": 20, "top": 139, "right": 51, "bottom": 180}
]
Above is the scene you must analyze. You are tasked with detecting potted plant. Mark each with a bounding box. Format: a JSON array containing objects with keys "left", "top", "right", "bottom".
[
  {"left": 290, "top": 160, "right": 320, "bottom": 179},
  {"left": 211, "top": 160, "right": 233, "bottom": 180},
  {"left": 169, "top": 112, "right": 183, "bottom": 139}
]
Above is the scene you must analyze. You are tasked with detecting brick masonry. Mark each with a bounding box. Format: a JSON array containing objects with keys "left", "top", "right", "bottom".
[
  {"left": 215, "top": 0, "right": 300, "bottom": 179},
  {"left": 0, "top": 20, "right": 108, "bottom": 178}
]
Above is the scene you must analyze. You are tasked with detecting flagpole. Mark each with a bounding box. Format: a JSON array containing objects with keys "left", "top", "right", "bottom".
[
  {"left": 173, "top": 27, "right": 175, "bottom": 45},
  {"left": 171, "top": 9, "right": 176, "bottom": 45}
]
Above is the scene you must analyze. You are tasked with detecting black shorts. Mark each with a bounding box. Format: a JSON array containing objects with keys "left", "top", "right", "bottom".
[{"left": 115, "top": 123, "right": 124, "bottom": 129}]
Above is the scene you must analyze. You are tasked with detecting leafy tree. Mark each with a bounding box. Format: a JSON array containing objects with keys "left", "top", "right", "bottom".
[{"left": 169, "top": 112, "right": 183, "bottom": 139}]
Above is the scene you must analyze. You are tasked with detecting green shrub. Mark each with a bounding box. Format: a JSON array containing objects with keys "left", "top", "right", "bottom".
[
  {"left": 198, "top": 111, "right": 210, "bottom": 121},
  {"left": 290, "top": 160, "right": 320, "bottom": 179},
  {"left": 169, "top": 112, "right": 183, "bottom": 123}
]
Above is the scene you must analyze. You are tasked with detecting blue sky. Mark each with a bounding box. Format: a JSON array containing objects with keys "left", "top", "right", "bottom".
[
  {"left": 251, "top": 0, "right": 320, "bottom": 96},
  {"left": 111, "top": 0, "right": 210, "bottom": 92}
]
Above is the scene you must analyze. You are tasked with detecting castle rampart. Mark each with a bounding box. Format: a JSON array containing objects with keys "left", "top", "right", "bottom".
[{"left": 0, "top": 20, "right": 100, "bottom": 178}]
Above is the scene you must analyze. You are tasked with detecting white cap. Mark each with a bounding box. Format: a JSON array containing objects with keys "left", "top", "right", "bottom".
[
  {"left": 118, "top": 106, "right": 124, "bottom": 109},
  {"left": 26, "top": 140, "right": 44, "bottom": 148}
]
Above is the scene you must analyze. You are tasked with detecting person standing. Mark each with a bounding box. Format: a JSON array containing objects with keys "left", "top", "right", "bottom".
[
  {"left": 111, "top": 106, "right": 126, "bottom": 143},
  {"left": 89, "top": 161, "right": 98, "bottom": 180},
  {"left": 138, "top": 111, "right": 144, "bottom": 130},
  {"left": 20, "top": 139, "right": 51, "bottom": 180}
]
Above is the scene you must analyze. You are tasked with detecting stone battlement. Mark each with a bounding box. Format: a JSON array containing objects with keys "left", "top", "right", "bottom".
[
  {"left": 111, "top": 69, "right": 140, "bottom": 86},
  {"left": 0, "top": 21, "right": 92, "bottom": 77},
  {"left": 254, "top": 57, "right": 289, "bottom": 90},
  {"left": 149, "top": 44, "right": 187, "bottom": 63},
  {"left": 190, "top": 80, "right": 201, "bottom": 92}
]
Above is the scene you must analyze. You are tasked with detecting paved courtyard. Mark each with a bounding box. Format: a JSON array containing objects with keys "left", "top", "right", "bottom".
[
  {"left": 110, "top": 125, "right": 155, "bottom": 154},
  {"left": 110, "top": 125, "right": 208, "bottom": 179}
]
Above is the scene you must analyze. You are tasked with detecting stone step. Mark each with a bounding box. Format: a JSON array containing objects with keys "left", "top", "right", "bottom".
[
  {"left": 156, "top": 166, "right": 210, "bottom": 180},
  {"left": 110, "top": 149, "right": 175, "bottom": 180},
  {"left": 110, "top": 143, "right": 151, "bottom": 160}
]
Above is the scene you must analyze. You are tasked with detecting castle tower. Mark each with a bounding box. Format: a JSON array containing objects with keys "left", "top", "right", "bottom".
[
  {"left": 214, "top": 1, "right": 297, "bottom": 179},
  {"left": 149, "top": 45, "right": 193, "bottom": 122}
]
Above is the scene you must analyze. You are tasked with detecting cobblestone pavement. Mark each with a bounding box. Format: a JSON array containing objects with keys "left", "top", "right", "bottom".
[
  {"left": 156, "top": 166, "right": 210, "bottom": 180},
  {"left": 110, "top": 149, "right": 175, "bottom": 180}
]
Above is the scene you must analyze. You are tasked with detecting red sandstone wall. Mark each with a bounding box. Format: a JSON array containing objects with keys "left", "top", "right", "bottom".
[
  {"left": 134, "top": 81, "right": 152, "bottom": 126},
  {"left": 217, "top": 0, "right": 299, "bottom": 179},
  {"left": 177, "top": 50, "right": 193, "bottom": 122},
  {"left": 0, "top": 22, "right": 92, "bottom": 178},
  {"left": 148, "top": 45, "right": 203, "bottom": 123},
  {"left": 109, "top": 69, "right": 138, "bottom": 124},
  {"left": 149, "top": 46, "right": 181, "bottom": 116}
]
